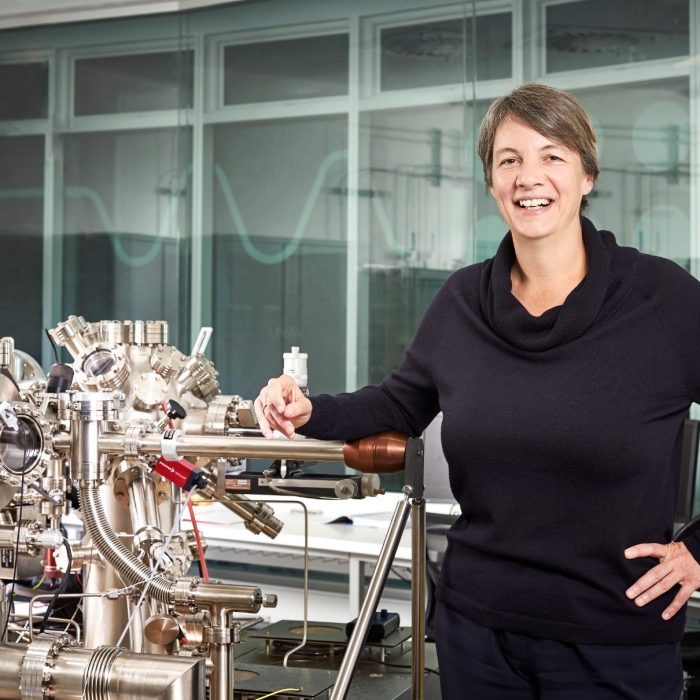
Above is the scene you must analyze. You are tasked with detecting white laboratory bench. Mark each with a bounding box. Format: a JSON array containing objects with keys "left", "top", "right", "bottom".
[{"left": 186, "top": 494, "right": 457, "bottom": 623}]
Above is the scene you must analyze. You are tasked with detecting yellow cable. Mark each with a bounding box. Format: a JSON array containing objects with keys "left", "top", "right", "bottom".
[
  {"left": 32, "top": 577, "right": 45, "bottom": 590},
  {"left": 254, "top": 689, "right": 301, "bottom": 700}
]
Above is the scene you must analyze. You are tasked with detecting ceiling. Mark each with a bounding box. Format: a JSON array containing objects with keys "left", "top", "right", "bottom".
[{"left": 0, "top": 0, "right": 247, "bottom": 30}]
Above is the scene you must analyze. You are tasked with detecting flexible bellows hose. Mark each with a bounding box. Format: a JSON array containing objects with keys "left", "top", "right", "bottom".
[{"left": 79, "top": 484, "right": 174, "bottom": 603}]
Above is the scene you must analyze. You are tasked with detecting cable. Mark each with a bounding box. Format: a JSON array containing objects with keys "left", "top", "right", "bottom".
[
  {"left": 254, "top": 689, "right": 301, "bottom": 700},
  {"left": 281, "top": 498, "right": 308, "bottom": 668},
  {"left": 186, "top": 495, "right": 209, "bottom": 582},
  {"left": 0, "top": 367, "right": 20, "bottom": 394},
  {"left": 116, "top": 487, "right": 197, "bottom": 648},
  {"left": 44, "top": 328, "right": 59, "bottom": 364},
  {"left": 38, "top": 539, "right": 73, "bottom": 634},
  {"left": 374, "top": 659, "right": 440, "bottom": 676}
]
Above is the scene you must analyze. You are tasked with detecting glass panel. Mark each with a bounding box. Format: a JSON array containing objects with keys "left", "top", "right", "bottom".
[
  {"left": 74, "top": 51, "right": 194, "bottom": 115},
  {"left": 575, "top": 78, "right": 690, "bottom": 269},
  {"left": 380, "top": 12, "right": 511, "bottom": 91},
  {"left": 210, "top": 115, "right": 347, "bottom": 398},
  {"left": 546, "top": 0, "right": 689, "bottom": 73},
  {"left": 224, "top": 34, "right": 348, "bottom": 105},
  {"left": 61, "top": 128, "right": 191, "bottom": 343},
  {"left": 0, "top": 136, "right": 44, "bottom": 358},
  {"left": 0, "top": 62, "right": 48, "bottom": 120},
  {"left": 360, "top": 105, "right": 475, "bottom": 384}
]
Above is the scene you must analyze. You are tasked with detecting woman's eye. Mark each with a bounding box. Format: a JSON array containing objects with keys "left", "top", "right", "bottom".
[
  {"left": 546, "top": 154, "right": 563, "bottom": 161},
  {"left": 499, "top": 158, "right": 517, "bottom": 166}
]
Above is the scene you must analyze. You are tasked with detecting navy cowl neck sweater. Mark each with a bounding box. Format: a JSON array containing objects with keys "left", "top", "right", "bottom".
[{"left": 301, "top": 217, "right": 700, "bottom": 644}]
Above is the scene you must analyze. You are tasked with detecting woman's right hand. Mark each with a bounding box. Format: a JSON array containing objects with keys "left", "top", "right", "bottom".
[{"left": 254, "top": 375, "right": 312, "bottom": 439}]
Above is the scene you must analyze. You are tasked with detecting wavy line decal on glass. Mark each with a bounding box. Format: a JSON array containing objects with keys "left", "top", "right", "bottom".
[{"left": 0, "top": 155, "right": 410, "bottom": 268}]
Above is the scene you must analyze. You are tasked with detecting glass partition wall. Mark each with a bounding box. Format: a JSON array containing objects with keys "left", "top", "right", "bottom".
[{"left": 0, "top": 0, "right": 694, "bottom": 402}]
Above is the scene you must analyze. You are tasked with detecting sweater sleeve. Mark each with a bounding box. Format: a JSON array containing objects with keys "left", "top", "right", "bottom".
[
  {"left": 643, "top": 256, "right": 700, "bottom": 558},
  {"left": 644, "top": 255, "right": 700, "bottom": 402},
  {"left": 298, "top": 273, "right": 462, "bottom": 442}
]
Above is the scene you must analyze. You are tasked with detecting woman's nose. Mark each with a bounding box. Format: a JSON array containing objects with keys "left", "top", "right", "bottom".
[{"left": 515, "top": 159, "right": 544, "bottom": 188}]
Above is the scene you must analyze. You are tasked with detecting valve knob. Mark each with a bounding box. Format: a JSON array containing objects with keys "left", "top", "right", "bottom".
[{"left": 166, "top": 399, "right": 187, "bottom": 421}]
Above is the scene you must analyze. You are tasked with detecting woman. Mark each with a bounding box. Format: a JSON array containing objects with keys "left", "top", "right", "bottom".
[{"left": 255, "top": 83, "right": 700, "bottom": 699}]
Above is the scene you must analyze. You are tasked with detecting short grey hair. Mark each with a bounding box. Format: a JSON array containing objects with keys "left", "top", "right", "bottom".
[{"left": 477, "top": 83, "right": 599, "bottom": 210}]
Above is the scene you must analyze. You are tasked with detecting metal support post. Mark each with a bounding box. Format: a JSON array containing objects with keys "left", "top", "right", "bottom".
[
  {"left": 330, "top": 437, "right": 426, "bottom": 700},
  {"left": 330, "top": 498, "right": 412, "bottom": 700},
  {"left": 405, "top": 437, "right": 426, "bottom": 700}
]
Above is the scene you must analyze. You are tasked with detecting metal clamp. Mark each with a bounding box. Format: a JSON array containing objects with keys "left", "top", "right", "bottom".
[
  {"left": 171, "top": 577, "right": 198, "bottom": 610},
  {"left": 161, "top": 429, "right": 183, "bottom": 461},
  {"left": 123, "top": 425, "right": 143, "bottom": 457},
  {"left": 203, "top": 625, "right": 235, "bottom": 645}
]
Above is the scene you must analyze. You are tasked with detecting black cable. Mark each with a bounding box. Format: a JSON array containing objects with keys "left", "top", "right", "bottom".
[
  {"left": 45, "top": 328, "right": 59, "bottom": 364},
  {"left": 38, "top": 539, "right": 72, "bottom": 634},
  {"left": 0, "top": 367, "right": 20, "bottom": 394},
  {"left": 376, "top": 660, "right": 440, "bottom": 676}
]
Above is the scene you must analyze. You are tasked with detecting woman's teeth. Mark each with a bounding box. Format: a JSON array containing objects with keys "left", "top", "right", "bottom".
[{"left": 519, "top": 198, "right": 551, "bottom": 209}]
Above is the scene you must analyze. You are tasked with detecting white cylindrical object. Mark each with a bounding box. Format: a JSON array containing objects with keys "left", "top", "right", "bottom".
[
  {"left": 39, "top": 529, "right": 63, "bottom": 550},
  {"left": 283, "top": 346, "right": 308, "bottom": 390}
]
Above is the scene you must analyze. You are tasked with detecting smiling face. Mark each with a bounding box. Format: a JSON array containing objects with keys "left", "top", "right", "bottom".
[{"left": 490, "top": 118, "right": 594, "bottom": 244}]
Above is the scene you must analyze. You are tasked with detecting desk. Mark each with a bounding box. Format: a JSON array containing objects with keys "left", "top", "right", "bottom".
[{"left": 188, "top": 496, "right": 417, "bottom": 616}]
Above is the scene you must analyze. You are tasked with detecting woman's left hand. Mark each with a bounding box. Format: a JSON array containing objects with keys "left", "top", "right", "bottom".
[{"left": 625, "top": 541, "right": 700, "bottom": 619}]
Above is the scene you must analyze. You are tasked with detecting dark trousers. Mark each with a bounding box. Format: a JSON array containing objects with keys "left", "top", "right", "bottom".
[{"left": 434, "top": 600, "right": 683, "bottom": 700}]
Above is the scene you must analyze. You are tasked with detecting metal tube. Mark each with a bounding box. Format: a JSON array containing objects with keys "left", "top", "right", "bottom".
[
  {"left": 411, "top": 498, "right": 426, "bottom": 700},
  {"left": 330, "top": 498, "right": 412, "bottom": 700},
  {"left": 9, "top": 644, "right": 207, "bottom": 700},
  {"left": 200, "top": 481, "right": 283, "bottom": 538},
  {"left": 0, "top": 586, "right": 6, "bottom": 643},
  {"left": 48, "top": 647, "right": 93, "bottom": 700},
  {"left": 98, "top": 432, "right": 347, "bottom": 462},
  {"left": 0, "top": 524, "right": 27, "bottom": 551},
  {"left": 129, "top": 474, "right": 162, "bottom": 533},
  {"left": 0, "top": 643, "right": 24, "bottom": 699},
  {"left": 71, "top": 418, "right": 101, "bottom": 483},
  {"left": 209, "top": 639, "right": 233, "bottom": 700},
  {"left": 82, "top": 483, "right": 134, "bottom": 649},
  {"left": 25, "top": 645, "right": 206, "bottom": 700},
  {"left": 52, "top": 430, "right": 409, "bottom": 473},
  {"left": 191, "top": 582, "right": 263, "bottom": 612}
]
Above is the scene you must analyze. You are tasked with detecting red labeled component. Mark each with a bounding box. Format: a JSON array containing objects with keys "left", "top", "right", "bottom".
[
  {"left": 154, "top": 456, "right": 207, "bottom": 491},
  {"left": 44, "top": 549, "right": 61, "bottom": 581}
]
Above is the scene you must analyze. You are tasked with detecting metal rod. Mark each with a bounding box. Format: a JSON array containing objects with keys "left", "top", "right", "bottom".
[
  {"left": 53, "top": 432, "right": 347, "bottom": 463},
  {"left": 411, "top": 498, "right": 426, "bottom": 700},
  {"left": 330, "top": 498, "right": 411, "bottom": 700},
  {"left": 209, "top": 639, "right": 232, "bottom": 700}
]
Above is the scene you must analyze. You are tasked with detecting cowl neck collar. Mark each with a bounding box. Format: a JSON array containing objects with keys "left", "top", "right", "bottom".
[{"left": 479, "top": 217, "right": 612, "bottom": 352}]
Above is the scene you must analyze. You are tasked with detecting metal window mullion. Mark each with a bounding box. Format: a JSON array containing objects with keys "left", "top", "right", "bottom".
[
  {"left": 190, "top": 32, "right": 207, "bottom": 350},
  {"left": 0, "top": 119, "right": 48, "bottom": 136},
  {"left": 346, "top": 14, "right": 361, "bottom": 392},
  {"left": 63, "top": 110, "right": 194, "bottom": 133},
  {"left": 205, "top": 97, "right": 350, "bottom": 124},
  {"left": 42, "top": 49, "right": 63, "bottom": 368},
  {"left": 357, "top": 80, "right": 511, "bottom": 112},
  {"left": 511, "top": 0, "right": 525, "bottom": 85}
]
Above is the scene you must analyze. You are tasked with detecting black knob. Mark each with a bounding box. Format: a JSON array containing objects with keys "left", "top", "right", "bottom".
[{"left": 166, "top": 399, "right": 187, "bottom": 421}]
